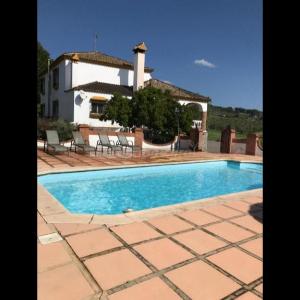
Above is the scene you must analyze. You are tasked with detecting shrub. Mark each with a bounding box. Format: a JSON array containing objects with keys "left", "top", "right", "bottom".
[{"left": 37, "top": 118, "right": 77, "bottom": 141}]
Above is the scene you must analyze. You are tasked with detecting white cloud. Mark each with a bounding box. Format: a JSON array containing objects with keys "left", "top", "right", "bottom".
[
  {"left": 162, "top": 80, "right": 172, "bottom": 84},
  {"left": 194, "top": 59, "right": 216, "bottom": 68}
]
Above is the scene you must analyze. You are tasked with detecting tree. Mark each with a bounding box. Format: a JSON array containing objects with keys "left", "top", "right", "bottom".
[
  {"left": 101, "top": 87, "right": 194, "bottom": 143},
  {"left": 37, "top": 42, "right": 50, "bottom": 103},
  {"left": 100, "top": 92, "right": 132, "bottom": 127}
]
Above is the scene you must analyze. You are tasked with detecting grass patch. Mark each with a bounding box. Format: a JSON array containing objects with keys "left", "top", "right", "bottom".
[{"left": 207, "top": 129, "right": 247, "bottom": 141}]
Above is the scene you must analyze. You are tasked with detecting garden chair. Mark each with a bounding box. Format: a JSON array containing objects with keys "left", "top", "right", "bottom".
[
  {"left": 45, "top": 130, "right": 69, "bottom": 154},
  {"left": 117, "top": 133, "right": 142, "bottom": 154},
  {"left": 71, "top": 131, "right": 97, "bottom": 155},
  {"left": 96, "top": 133, "right": 122, "bottom": 154}
]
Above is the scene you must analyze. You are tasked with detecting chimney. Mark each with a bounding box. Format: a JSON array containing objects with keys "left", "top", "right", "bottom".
[{"left": 133, "top": 42, "right": 147, "bottom": 91}]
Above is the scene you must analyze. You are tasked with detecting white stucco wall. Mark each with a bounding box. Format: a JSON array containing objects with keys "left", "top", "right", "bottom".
[
  {"left": 65, "top": 60, "right": 72, "bottom": 91},
  {"left": 41, "top": 61, "right": 68, "bottom": 118},
  {"left": 50, "top": 61, "right": 65, "bottom": 106},
  {"left": 178, "top": 100, "right": 207, "bottom": 112},
  {"left": 40, "top": 75, "right": 48, "bottom": 114},
  {"left": 71, "top": 61, "right": 152, "bottom": 87},
  {"left": 59, "top": 91, "right": 74, "bottom": 122},
  {"left": 142, "top": 136, "right": 178, "bottom": 151},
  {"left": 133, "top": 52, "right": 145, "bottom": 91},
  {"left": 73, "top": 90, "right": 129, "bottom": 127}
]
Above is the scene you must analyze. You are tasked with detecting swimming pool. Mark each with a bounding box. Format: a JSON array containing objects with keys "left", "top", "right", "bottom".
[{"left": 38, "top": 161, "right": 262, "bottom": 215}]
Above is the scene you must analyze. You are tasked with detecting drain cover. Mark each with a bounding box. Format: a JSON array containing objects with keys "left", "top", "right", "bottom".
[
  {"left": 123, "top": 208, "right": 134, "bottom": 213},
  {"left": 38, "top": 232, "right": 63, "bottom": 245}
]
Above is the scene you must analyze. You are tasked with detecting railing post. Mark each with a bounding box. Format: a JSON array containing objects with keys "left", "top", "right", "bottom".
[
  {"left": 246, "top": 133, "right": 259, "bottom": 155},
  {"left": 220, "top": 126, "right": 236, "bottom": 153},
  {"left": 78, "top": 124, "right": 90, "bottom": 143},
  {"left": 134, "top": 127, "right": 144, "bottom": 149}
]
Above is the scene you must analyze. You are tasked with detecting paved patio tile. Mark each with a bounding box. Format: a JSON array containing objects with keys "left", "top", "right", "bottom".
[
  {"left": 38, "top": 263, "right": 94, "bottom": 300},
  {"left": 173, "top": 229, "right": 227, "bottom": 255},
  {"left": 38, "top": 222, "right": 56, "bottom": 236},
  {"left": 177, "top": 209, "right": 220, "bottom": 226},
  {"left": 242, "top": 196, "right": 263, "bottom": 204},
  {"left": 147, "top": 215, "right": 193, "bottom": 234},
  {"left": 108, "top": 277, "right": 181, "bottom": 300},
  {"left": 240, "top": 237, "right": 263, "bottom": 258},
  {"left": 84, "top": 249, "right": 151, "bottom": 290},
  {"left": 165, "top": 260, "right": 240, "bottom": 300},
  {"left": 38, "top": 151, "right": 262, "bottom": 299},
  {"left": 38, "top": 213, "right": 45, "bottom": 224},
  {"left": 66, "top": 228, "right": 122, "bottom": 257},
  {"left": 231, "top": 215, "right": 262, "bottom": 233},
  {"left": 207, "top": 248, "right": 262, "bottom": 284},
  {"left": 255, "top": 283, "right": 263, "bottom": 293},
  {"left": 236, "top": 291, "right": 262, "bottom": 299},
  {"left": 110, "top": 222, "right": 162, "bottom": 244},
  {"left": 224, "top": 201, "right": 253, "bottom": 213},
  {"left": 133, "top": 238, "right": 194, "bottom": 270},
  {"left": 38, "top": 242, "right": 72, "bottom": 272},
  {"left": 202, "top": 205, "right": 243, "bottom": 219},
  {"left": 205, "top": 221, "right": 255, "bottom": 243},
  {"left": 55, "top": 223, "right": 101, "bottom": 236}
]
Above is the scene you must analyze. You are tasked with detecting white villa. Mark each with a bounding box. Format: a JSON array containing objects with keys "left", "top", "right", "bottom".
[{"left": 40, "top": 42, "right": 210, "bottom": 131}]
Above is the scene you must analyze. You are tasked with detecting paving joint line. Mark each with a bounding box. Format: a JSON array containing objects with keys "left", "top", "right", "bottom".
[
  {"left": 143, "top": 215, "right": 263, "bottom": 262},
  {"left": 88, "top": 214, "right": 95, "bottom": 224},
  {"left": 59, "top": 234, "right": 104, "bottom": 296},
  {"left": 197, "top": 207, "right": 263, "bottom": 235},
  {"left": 159, "top": 274, "right": 192, "bottom": 300},
  {"left": 143, "top": 220, "right": 261, "bottom": 294},
  {"left": 54, "top": 224, "right": 105, "bottom": 238},
  {"left": 221, "top": 287, "right": 247, "bottom": 299},
  {"left": 104, "top": 226, "right": 193, "bottom": 299},
  {"left": 79, "top": 227, "right": 199, "bottom": 262},
  {"left": 222, "top": 202, "right": 262, "bottom": 215},
  {"left": 148, "top": 219, "right": 263, "bottom": 286}
]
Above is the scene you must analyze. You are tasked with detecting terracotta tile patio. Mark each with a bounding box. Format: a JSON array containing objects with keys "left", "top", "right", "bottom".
[
  {"left": 66, "top": 228, "right": 123, "bottom": 258},
  {"left": 38, "top": 149, "right": 262, "bottom": 299}
]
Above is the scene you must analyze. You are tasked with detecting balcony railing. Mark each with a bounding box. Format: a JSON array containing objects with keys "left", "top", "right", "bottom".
[{"left": 191, "top": 120, "right": 202, "bottom": 128}]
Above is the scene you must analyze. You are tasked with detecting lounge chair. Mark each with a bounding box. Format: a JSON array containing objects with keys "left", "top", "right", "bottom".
[
  {"left": 45, "top": 130, "right": 69, "bottom": 154},
  {"left": 117, "top": 133, "right": 142, "bottom": 153},
  {"left": 96, "top": 134, "right": 122, "bottom": 154},
  {"left": 71, "top": 131, "right": 97, "bottom": 154}
]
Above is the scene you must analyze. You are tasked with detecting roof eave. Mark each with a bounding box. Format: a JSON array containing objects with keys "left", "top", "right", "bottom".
[{"left": 46, "top": 54, "right": 154, "bottom": 74}]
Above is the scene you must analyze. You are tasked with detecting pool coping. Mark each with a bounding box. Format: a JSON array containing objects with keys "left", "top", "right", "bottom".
[{"left": 37, "top": 159, "right": 263, "bottom": 225}]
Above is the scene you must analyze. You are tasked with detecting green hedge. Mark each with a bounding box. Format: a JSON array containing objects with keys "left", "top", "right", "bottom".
[{"left": 37, "top": 118, "right": 77, "bottom": 141}]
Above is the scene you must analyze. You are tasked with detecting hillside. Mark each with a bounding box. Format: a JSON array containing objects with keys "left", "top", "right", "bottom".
[{"left": 207, "top": 104, "right": 263, "bottom": 141}]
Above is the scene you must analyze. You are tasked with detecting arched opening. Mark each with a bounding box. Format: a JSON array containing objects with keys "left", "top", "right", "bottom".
[{"left": 186, "top": 103, "right": 203, "bottom": 128}]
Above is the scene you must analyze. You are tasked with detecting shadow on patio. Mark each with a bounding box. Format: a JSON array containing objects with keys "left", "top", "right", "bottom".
[{"left": 248, "top": 203, "right": 263, "bottom": 223}]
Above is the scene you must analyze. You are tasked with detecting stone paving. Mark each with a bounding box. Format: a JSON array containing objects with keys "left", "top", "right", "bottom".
[{"left": 37, "top": 149, "right": 262, "bottom": 300}]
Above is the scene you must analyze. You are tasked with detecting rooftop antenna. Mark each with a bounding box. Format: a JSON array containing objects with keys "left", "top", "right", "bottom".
[{"left": 94, "top": 33, "right": 98, "bottom": 52}]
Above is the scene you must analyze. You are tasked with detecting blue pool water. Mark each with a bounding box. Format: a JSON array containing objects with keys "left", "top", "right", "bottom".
[{"left": 38, "top": 161, "right": 262, "bottom": 215}]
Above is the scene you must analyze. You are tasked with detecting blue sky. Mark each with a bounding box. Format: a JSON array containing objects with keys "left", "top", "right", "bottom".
[{"left": 38, "top": 0, "right": 262, "bottom": 110}]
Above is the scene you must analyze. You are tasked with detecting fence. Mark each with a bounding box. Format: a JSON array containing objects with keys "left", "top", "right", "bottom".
[{"left": 219, "top": 127, "right": 262, "bottom": 156}]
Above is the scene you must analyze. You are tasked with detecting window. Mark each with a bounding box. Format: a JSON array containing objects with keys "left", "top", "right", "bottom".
[
  {"left": 40, "top": 104, "right": 45, "bottom": 117},
  {"left": 53, "top": 68, "right": 59, "bottom": 89},
  {"left": 90, "top": 101, "right": 107, "bottom": 118},
  {"left": 52, "top": 100, "right": 59, "bottom": 118},
  {"left": 40, "top": 78, "right": 45, "bottom": 95},
  {"left": 91, "top": 102, "right": 106, "bottom": 113}
]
